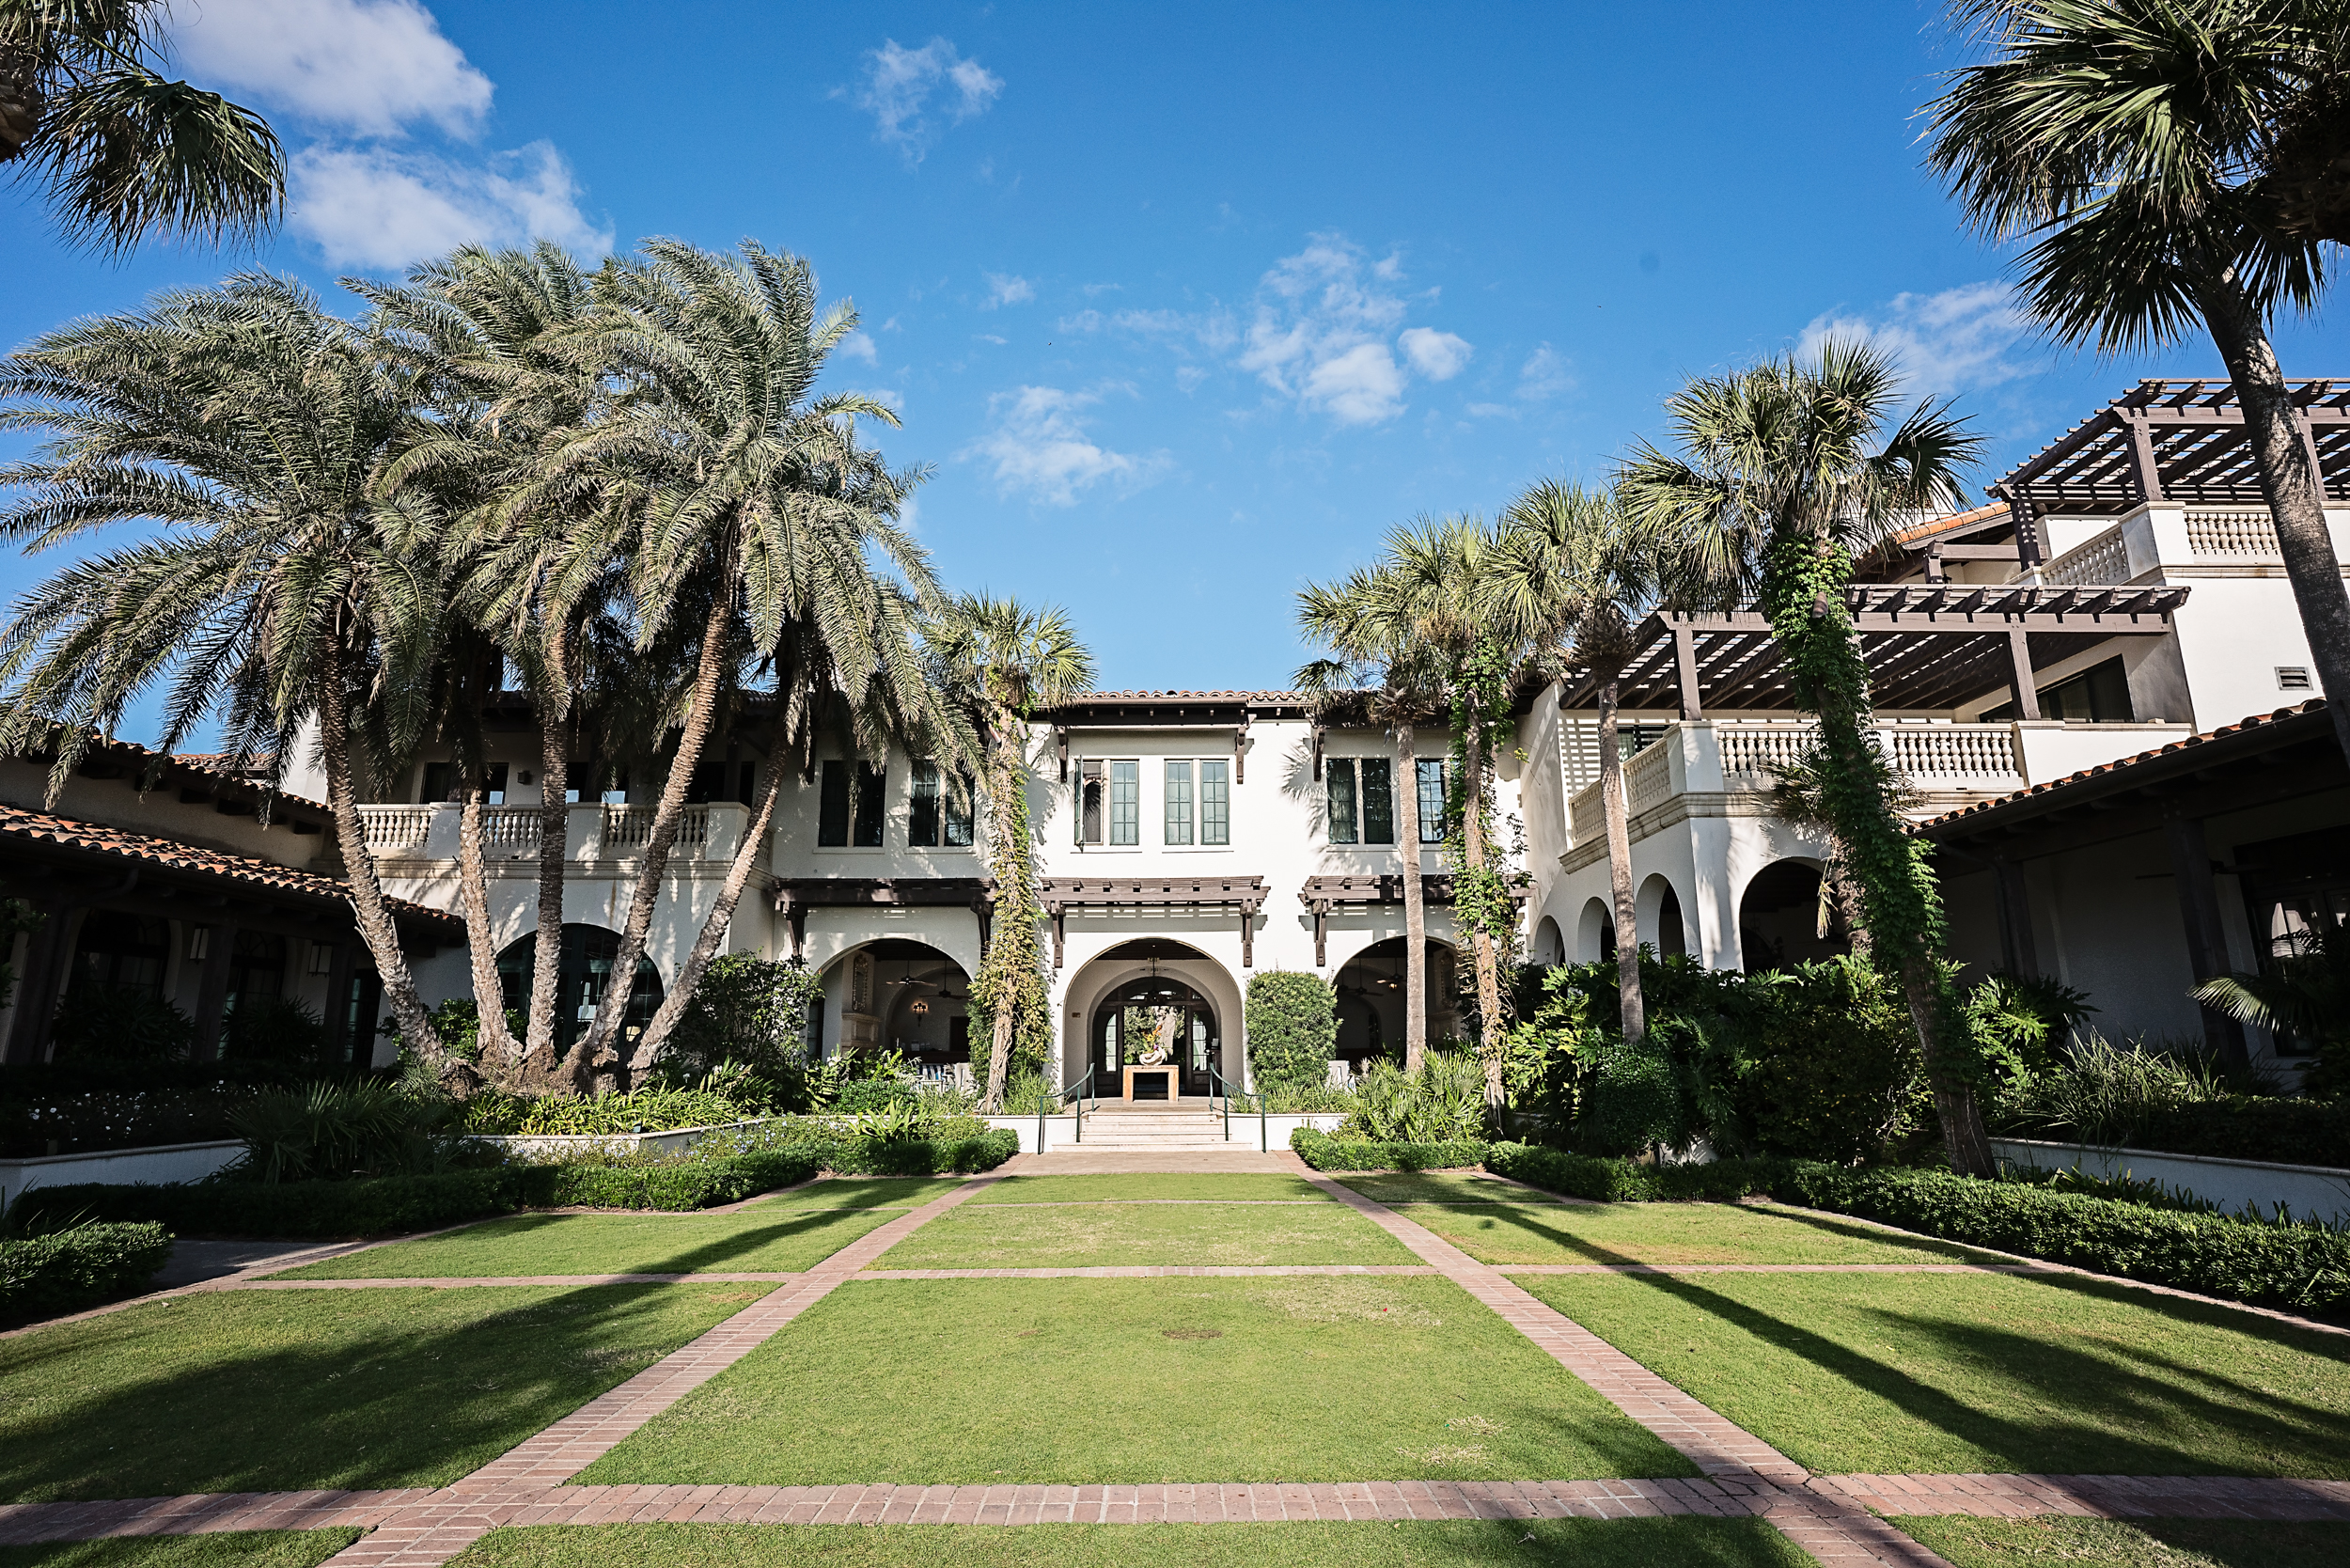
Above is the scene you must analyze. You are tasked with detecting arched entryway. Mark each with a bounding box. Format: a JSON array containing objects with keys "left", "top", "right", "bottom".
[
  {"left": 1637, "top": 874, "right": 1688, "bottom": 959},
  {"left": 1332, "top": 937, "right": 1457, "bottom": 1068},
  {"left": 1089, "top": 969, "right": 1219, "bottom": 1099},
  {"left": 1530, "top": 916, "right": 1565, "bottom": 966},
  {"left": 1579, "top": 896, "right": 1614, "bottom": 962},
  {"left": 821, "top": 939, "right": 973, "bottom": 1071},
  {"left": 496, "top": 923, "right": 665, "bottom": 1055},
  {"left": 1738, "top": 858, "right": 1851, "bottom": 974},
  {"left": 1065, "top": 938, "right": 1235, "bottom": 1098}
]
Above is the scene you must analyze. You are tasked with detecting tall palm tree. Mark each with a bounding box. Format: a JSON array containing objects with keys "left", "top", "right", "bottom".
[
  {"left": 926, "top": 592, "right": 1095, "bottom": 1111},
  {"left": 2, "top": 0, "right": 284, "bottom": 253},
  {"left": 0, "top": 274, "right": 454, "bottom": 1074},
  {"left": 1488, "top": 480, "right": 1662, "bottom": 1046},
  {"left": 1926, "top": 0, "right": 2350, "bottom": 766},
  {"left": 571, "top": 238, "right": 932, "bottom": 1080},
  {"left": 1295, "top": 567, "right": 1449, "bottom": 1074},
  {"left": 1618, "top": 342, "right": 1998, "bottom": 1176}
]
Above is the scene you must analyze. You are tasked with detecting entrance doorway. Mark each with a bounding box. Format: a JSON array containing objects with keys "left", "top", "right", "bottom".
[{"left": 1090, "top": 972, "right": 1218, "bottom": 1098}]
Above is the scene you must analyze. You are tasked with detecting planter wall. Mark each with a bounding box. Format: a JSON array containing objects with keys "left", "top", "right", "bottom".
[
  {"left": 476, "top": 1118, "right": 770, "bottom": 1163},
  {"left": 976, "top": 1111, "right": 1344, "bottom": 1154},
  {"left": 1, "top": 1137, "right": 243, "bottom": 1212},
  {"left": 1990, "top": 1136, "right": 2350, "bottom": 1226}
]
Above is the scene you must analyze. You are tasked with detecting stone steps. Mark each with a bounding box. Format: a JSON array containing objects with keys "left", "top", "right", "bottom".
[{"left": 1073, "top": 1111, "right": 1237, "bottom": 1149}]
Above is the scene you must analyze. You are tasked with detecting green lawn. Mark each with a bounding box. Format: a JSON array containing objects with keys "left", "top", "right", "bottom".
[
  {"left": 1393, "top": 1200, "right": 2001, "bottom": 1267},
  {"left": 867, "top": 1201, "right": 1421, "bottom": 1269},
  {"left": 447, "top": 1519, "right": 1808, "bottom": 1567},
  {"left": 579, "top": 1275, "right": 1694, "bottom": 1485},
  {"left": 965, "top": 1174, "right": 1333, "bottom": 1203},
  {"left": 0, "top": 1284, "right": 755, "bottom": 1501},
  {"left": 1527, "top": 1271, "right": 2350, "bottom": 1477},
  {"left": 275, "top": 1205, "right": 906, "bottom": 1278},
  {"left": 0, "top": 1535, "right": 363, "bottom": 1568},
  {"left": 1337, "top": 1174, "right": 1569, "bottom": 1205},
  {"left": 1898, "top": 1514, "right": 2350, "bottom": 1567},
  {"left": 753, "top": 1177, "right": 972, "bottom": 1208}
]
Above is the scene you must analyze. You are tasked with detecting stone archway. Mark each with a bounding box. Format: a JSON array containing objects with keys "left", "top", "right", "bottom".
[
  {"left": 495, "top": 923, "right": 665, "bottom": 1057},
  {"left": 1531, "top": 916, "right": 1565, "bottom": 966},
  {"left": 1062, "top": 938, "right": 1242, "bottom": 1096},
  {"left": 1637, "top": 874, "right": 1688, "bottom": 959},
  {"left": 1331, "top": 937, "right": 1459, "bottom": 1067},
  {"left": 1737, "top": 857, "right": 1851, "bottom": 974},
  {"left": 818, "top": 938, "right": 973, "bottom": 1072},
  {"left": 1578, "top": 897, "right": 1613, "bottom": 962}
]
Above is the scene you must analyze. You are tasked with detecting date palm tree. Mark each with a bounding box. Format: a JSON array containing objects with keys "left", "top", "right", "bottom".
[
  {"left": 926, "top": 592, "right": 1095, "bottom": 1111},
  {"left": 1926, "top": 0, "right": 2350, "bottom": 765},
  {"left": 0, "top": 274, "right": 454, "bottom": 1073},
  {"left": 1488, "top": 480, "right": 1663, "bottom": 1046},
  {"left": 1618, "top": 342, "right": 1998, "bottom": 1176},
  {"left": 1296, "top": 566, "right": 1449, "bottom": 1074},
  {"left": 2, "top": 0, "right": 284, "bottom": 253}
]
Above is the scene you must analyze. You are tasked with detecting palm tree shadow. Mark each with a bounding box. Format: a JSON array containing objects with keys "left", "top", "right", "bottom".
[{"left": 634, "top": 1207, "right": 896, "bottom": 1274}]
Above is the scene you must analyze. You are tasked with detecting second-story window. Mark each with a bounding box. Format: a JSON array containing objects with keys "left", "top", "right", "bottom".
[
  {"left": 420, "top": 761, "right": 507, "bottom": 804},
  {"left": 1077, "top": 760, "right": 1103, "bottom": 844},
  {"left": 1417, "top": 759, "right": 1447, "bottom": 844},
  {"left": 1326, "top": 759, "right": 1393, "bottom": 845},
  {"left": 818, "top": 760, "right": 885, "bottom": 848},
  {"left": 1199, "top": 760, "right": 1229, "bottom": 844},
  {"left": 910, "top": 761, "right": 976, "bottom": 847},
  {"left": 1327, "top": 758, "right": 1358, "bottom": 844},
  {"left": 1109, "top": 759, "right": 1138, "bottom": 845},
  {"left": 1361, "top": 757, "right": 1394, "bottom": 843},
  {"left": 1164, "top": 760, "right": 1193, "bottom": 844}
]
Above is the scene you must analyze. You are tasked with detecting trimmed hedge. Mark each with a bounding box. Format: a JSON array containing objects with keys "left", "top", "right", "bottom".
[
  {"left": 820, "top": 1127, "right": 1019, "bottom": 1175},
  {"left": 1482, "top": 1146, "right": 2350, "bottom": 1313},
  {"left": 1292, "top": 1127, "right": 1488, "bottom": 1172},
  {"left": 1, "top": 1221, "right": 174, "bottom": 1324}
]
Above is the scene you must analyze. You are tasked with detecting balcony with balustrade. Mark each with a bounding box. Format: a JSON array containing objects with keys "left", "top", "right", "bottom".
[{"left": 355, "top": 801, "right": 749, "bottom": 869}]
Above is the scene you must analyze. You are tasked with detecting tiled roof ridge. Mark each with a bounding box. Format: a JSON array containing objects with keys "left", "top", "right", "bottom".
[
  {"left": 1916, "top": 698, "right": 2332, "bottom": 830},
  {"left": 0, "top": 801, "right": 457, "bottom": 929},
  {"left": 1894, "top": 499, "right": 2010, "bottom": 546},
  {"left": 1066, "top": 688, "right": 1308, "bottom": 701}
]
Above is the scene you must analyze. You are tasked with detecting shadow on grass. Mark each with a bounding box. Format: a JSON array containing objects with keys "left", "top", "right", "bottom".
[
  {"left": 0, "top": 1282, "right": 743, "bottom": 1502},
  {"left": 1434, "top": 1201, "right": 1982, "bottom": 1264}
]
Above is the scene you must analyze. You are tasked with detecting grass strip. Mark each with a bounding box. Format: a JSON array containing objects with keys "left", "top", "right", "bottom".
[
  {"left": 447, "top": 1518, "right": 1810, "bottom": 1567},
  {"left": 1337, "top": 1174, "right": 1568, "bottom": 1206},
  {"left": 1525, "top": 1270, "right": 2350, "bottom": 1477},
  {"left": 761, "top": 1178, "right": 971, "bottom": 1208},
  {"left": 1896, "top": 1513, "right": 2350, "bottom": 1566},
  {"left": 868, "top": 1201, "right": 1420, "bottom": 1269},
  {"left": 275, "top": 1206, "right": 903, "bottom": 1278},
  {"left": 964, "top": 1175, "right": 1332, "bottom": 1204},
  {"left": 580, "top": 1274, "right": 1694, "bottom": 1485},
  {"left": 0, "top": 1532, "right": 364, "bottom": 1568},
  {"left": 0, "top": 1284, "right": 755, "bottom": 1501},
  {"left": 1398, "top": 1200, "right": 2005, "bottom": 1267}
]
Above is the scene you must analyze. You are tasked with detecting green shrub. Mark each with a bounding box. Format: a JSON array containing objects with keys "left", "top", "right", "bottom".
[
  {"left": 8, "top": 1168, "right": 531, "bottom": 1238},
  {"left": 2123, "top": 1098, "right": 2350, "bottom": 1168},
  {"left": 726, "top": 1112, "right": 1018, "bottom": 1176},
  {"left": 221, "top": 995, "right": 329, "bottom": 1064},
  {"left": 1246, "top": 970, "right": 1337, "bottom": 1092},
  {"left": 462, "top": 1088, "right": 751, "bottom": 1136},
  {"left": 1741, "top": 954, "right": 1924, "bottom": 1161},
  {"left": 1994, "top": 1033, "right": 2230, "bottom": 1149},
  {"left": 534, "top": 1149, "right": 822, "bottom": 1209},
  {"left": 659, "top": 954, "right": 822, "bottom": 1090},
  {"left": 49, "top": 984, "right": 196, "bottom": 1061},
  {"left": 1576, "top": 1037, "right": 1686, "bottom": 1157},
  {"left": 1292, "top": 1126, "right": 1486, "bottom": 1172},
  {"left": 0, "top": 1220, "right": 174, "bottom": 1323},
  {"left": 1340, "top": 1052, "right": 1486, "bottom": 1143},
  {"left": 1485, "top": 1144, "right": 1788, "bottom": 1201},
  {"left": 227, "top": 1080, "right": 472, "bottom": 1181}
]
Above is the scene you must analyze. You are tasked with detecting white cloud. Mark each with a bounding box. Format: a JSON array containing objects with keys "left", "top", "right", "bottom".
[
  {"left": 983, "top": 272, "right": 1034, "bottom": 309},
  {"left": 290, "top": 141, "right": 610, "bottom": 271},
  {"left": 1798, "top": 282, "right": 2033, "bottom": 397},
  {"left": 838, "top": 331, "right": 878, "bottom": 364},
  {"left": 1237, "top": 234, "right": 1467, "bottom": 426},
  {"left": 850, "top": 37, "right": 1003, "bottom": 163},
  {"left": 1175, "top": 365, "right": 1207, "bottom": 393},
  {"left": 1518, "top": 344, "right": 1573, "bottom": 400},
  {"left": 965, "top": 385, "right": 1167, "bottom": 506},
  {"left": 168, "top": 0, "right": 492, "bottom": 138},
  {"left": 1399, "top": 326, "right": 1472, "bottom": 381}
]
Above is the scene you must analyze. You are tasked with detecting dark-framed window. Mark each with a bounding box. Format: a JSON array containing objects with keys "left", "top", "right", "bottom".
[
  {"left": 422, "top": 761, "right": 507, "bottom": 803},
  {"left": 911, "top": 761, "right": 941, "bottom": 846},
  {"left": 687, "top": 760, "right": 756, "bottom": 806},
  {"left": 909, "top": 761, "right": 973, "bottom": 847},
  {"left": 818, "top": 761, "right": 852, "bottom": 846},
  {"left": 1199, "top": 760, "right": 1230, "bottom": 845},
  {"left": 853, "top": 761, "right": 885, "bottom": 846},
  {"left": 1108, "top": 760, "right": 1139, "bottom": 845},
  {"left": 1416, "top": 759, "right": 1447, "bottom": 843},
  {"left": 818, "top": 760, "right": 885, "bottom": 846},
  {"left": 1165, "top": 760, "right": 1194, "bottom": 845},
  {"left": 1361, "top": 757, "right": 1394, "bottom": 844},
  {"left": 70, "top": 911, "right": 169, "bottom": 996},
  {"left": 1077, "top": 760, "right": 1104, "bottom": 844},
  {"left": 1327, "top": 758, "right": 1359, "bottom": 845}
]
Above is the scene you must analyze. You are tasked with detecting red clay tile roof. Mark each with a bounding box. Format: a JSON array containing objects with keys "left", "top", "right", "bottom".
[
  {"left": 0, "top": 801, "right": 461, "bottom": 933},
  {"left": 1915, "top": 698, "right": 2334, "bottom": 833},
  {"left": 1895, "top": 500, "right": 2011, "bottom": 546},
  {"left": 1070, "top": 689, "right": 1308, "bottom": 702}
]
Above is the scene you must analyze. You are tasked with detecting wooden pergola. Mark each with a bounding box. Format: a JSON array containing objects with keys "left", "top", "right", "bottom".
[
  {"left": 1038, "top": 875, "right": 1268, "bottom": 968},
  {"left": 1296, "top": 873, "right": 1529, "bottom": 966},
  {"left": 769, "top": 877, "right": 995, "bottom": 961},
  {"left": 1557, "top": 584, "right": 2187, "bottom": 719},
  {"left": 1990, "top": 379, "right": 2350, "bottom": 562}
]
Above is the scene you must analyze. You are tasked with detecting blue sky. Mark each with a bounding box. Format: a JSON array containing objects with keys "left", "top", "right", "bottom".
[{"left": 2, "top": 0, "right": 2339, "bottom": 736}]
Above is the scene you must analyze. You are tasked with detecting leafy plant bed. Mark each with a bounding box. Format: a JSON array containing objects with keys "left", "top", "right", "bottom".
[
  {"left": 0, "top": 1284, "right": 753, "bottom": 1501},
  {"left": 275, "top": 1204, "right": 910, "bottom": 1278},
  {"left": 444, "top": 1519, "right": 1814, "bottom": 1568},
  {"left": 866, "top": 1201, "right": 1421, "bottom": 1269},
  {"left": 965, "top": 1173, "right": 1332, "bottom": 1203},
  {"left": 577, "top": 1275, "right": 1695, "bottom": 1485},
  {"left": 1366, "top": 1197, "right": 2004, "bottom": 1267},
  {"left": 1291, "top": 1128, "right": 1487, "bottom": 1171},
  {"left": 0, "top": 1529, "right": 368, "bottom": 1568},
  {"left": 697, "top": 1119, "right": 1019, "bottom": 1178},
  {"left": 1895, "top": 1513, "right": 2350, "bottom": 1568},
  {"left": 1525, "top": 1270, "right": 2350, "bottom": 1477},
  {"left": 0, "top": 1221, "right": 174, "bottom": 1325}
]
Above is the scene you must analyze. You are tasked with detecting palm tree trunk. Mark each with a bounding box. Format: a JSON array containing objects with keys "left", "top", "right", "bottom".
[
  {"left": 525, "top": 636, "right": 572, "bottom": 1090},
  {"left": 1462, "top": 714, "right": 1505, "bottom": 1108},
  {"left": 316, "top": 644, "right": 444, "bottom": 1074},
  {"left": 1596, "top": 672, "right": 1644, "bottom": 1045},
  {"left": 576, "top": 573, "right": 735, "bottom": 1074},
  {"left": 625, "top": 741, "right": 789, "bottom": 1073},
  {"left": 457, "top": 782, "right": 520, "bottom": 1079},
  {"left": 1395, "top": 717, "right": 1428, "bottom": 1074},
  {"left": 2195, "top": 271, "right": 2350, "bottom": 768}
]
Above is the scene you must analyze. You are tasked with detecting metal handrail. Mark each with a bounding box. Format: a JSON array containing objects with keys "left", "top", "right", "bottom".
[
  {"left": 1207, "top": 1066, "right": 1266, "bottom": 1148},
  {"left": 1042, "top": 1068, "right": 1094, "bottom": 1151}
]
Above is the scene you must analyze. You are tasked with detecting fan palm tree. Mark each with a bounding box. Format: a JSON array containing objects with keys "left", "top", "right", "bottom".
[
  {"left": 2, "top": 0, "right": 284, "bottom": 253},
  {"left": 568, "top": 238, "right": 933, "bottom": 1080},
  {"left": 926, "top": 592, "right": 1095, "bottom": 1111},
  {"left": 2194, "top": 914, "right": 2350, "bottom": 1094},
  {"left": 0, "top": 274, "right": 454, "bottom": 1074},
  {"left": 1617, "top": 342, "right": 1998, "bottom": 1176},
  {"left": 1295, "top": 567, "right": 1449, "bottom": 1074},
  {"left": 1488, "top": 480, "right": 1664, "bottom": 1046},
  {"left": 1925, "top": 0, "right": 2350, "bottom": 766}
]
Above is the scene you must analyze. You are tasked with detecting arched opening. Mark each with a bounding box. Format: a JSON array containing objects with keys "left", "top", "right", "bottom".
[
  {"left": 1637, "top": 874, "right": 1688, "bottom": 959},
  {"left": 1578, "top": 897, "right": 1614, "bottom": 963},
  {"left": 1738, "top": 858, "right": 1852, "bottom": 974},
  {"left": 1071, "top": 937, "right": 1232, "bottom": 1098},
  {"left": 1531, "top": 916, "right": 1565, "bottom": 966},
  {"left": 822, "top": 938, "right": 972, "bottom": 1074},
  {"left": 1332, "top": 937, "right": 1458, "bottom": 1068},
  {"left": 496, "top": 924, "right": 665, "bottom": 1056}
]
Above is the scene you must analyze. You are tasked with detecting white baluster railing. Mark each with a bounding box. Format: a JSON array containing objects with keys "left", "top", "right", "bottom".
[
  {"left": 2185, "top": 508, "right": 2282, "bottom": 558},
  {"left": 1882, "top": 725, "right": 2019, "bottom": 783},
  {"left": 598, "top": 805, "right": 711, "bottom": 855},
  {"left": 357, "top": 804, "right": 433, "bottom": 849},
  {"left": 1623, "top": 739, "right": 1672, "bottom": 815},
  {"left": 1715, "top": 723, "right": 1816, "bottom": 785},
  {"left": 2039, "top": 526, "right": 2131, "bottom": 585}
]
